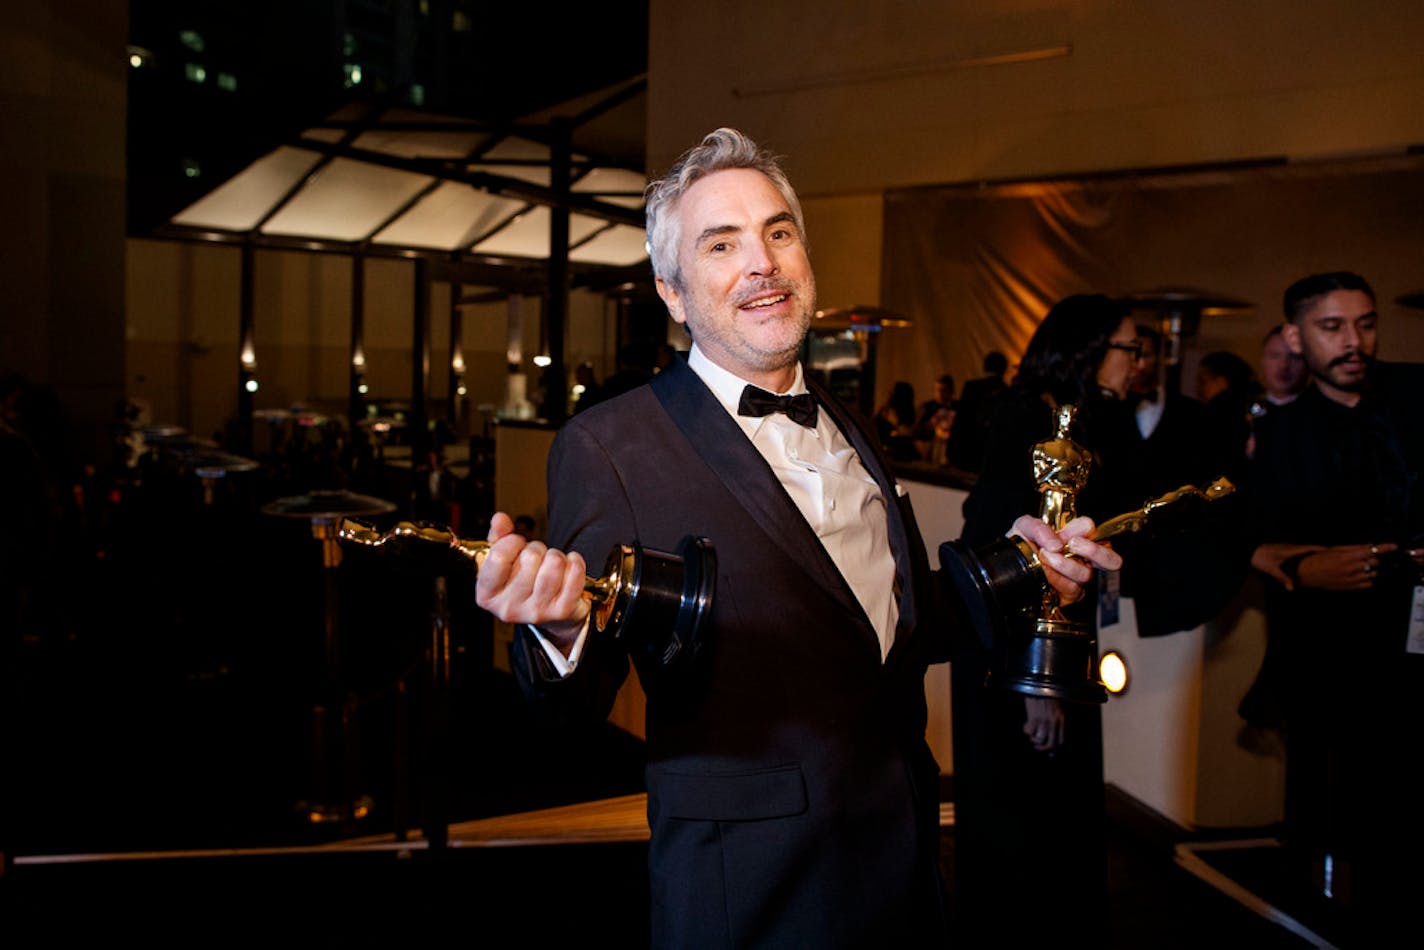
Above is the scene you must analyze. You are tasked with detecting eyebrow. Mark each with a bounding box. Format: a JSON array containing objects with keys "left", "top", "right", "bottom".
[
  {"left": 693, "top": 211, "right": 799, "bottom": 248},
  {"left": 1312, "top": 309, "right": 1377, "bottom": 322}
]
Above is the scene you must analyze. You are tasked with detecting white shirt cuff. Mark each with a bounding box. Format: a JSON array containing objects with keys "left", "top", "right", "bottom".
[{"left": 528, "top": 615, "right": 591, "bottom": 677}]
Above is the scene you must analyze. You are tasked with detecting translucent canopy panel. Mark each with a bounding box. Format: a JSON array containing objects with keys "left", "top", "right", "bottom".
[
  {"left": 371, "top": 181, "right": 526, "bottom": 250},
  {"left": 570, "top": 224, "right": 650, "bottom": 266},
  {"left": 572, "top": 167, "right": 648, "bottom": 209},
  {"left": 161, "top": 85, "right": 651, "bottom": 273},
  {"left": 261, "top": 157, "right": 434, "bottom": 242},
  {"left": 471, "top": 207, "right": 610, "bottom": 259},
  {"left": 171, "top": 146, "right": 324, "bottom": 232}
]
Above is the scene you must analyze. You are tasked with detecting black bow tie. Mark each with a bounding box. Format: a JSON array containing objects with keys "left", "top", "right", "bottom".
[{"left": 738, "top": 385, "right": 819, "bottom": 428}]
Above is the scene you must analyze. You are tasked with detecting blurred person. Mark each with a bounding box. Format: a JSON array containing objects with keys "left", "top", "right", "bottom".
[
  {"left": 954, "top": 294, "right": 1146, "bottom": 946},
  {"left": 473, "top": 128, "right": 1120, "bottom": 949},
  {"left": 654, "top": 341, "right": 679, "bottom": 373},
  {"left": 946, "top": 350, "right": 1008, "bottom": 472},
  {"left": 601, "top": 341, "right": 658, "bottom": 399},
  {"left": 1258, "top": 323, "right": 1308, "bottom": 407},
  {"left": 571, "top": 361, "right": 605, "bottom": 414},
  {"left": 873, "top": 379, "right": 920, "bottom": 462},
  {"left": 1245, "top": 323, "right": 1309, "bottom": 460},
  {"left": 1120, "top": 325, "right": 1242, "bottom": 638},
  {"left": 1196, "top": 348, "right": 1262, "bottom": 483},
  {"left": 913, "top": 373, "right": 956, "bottom": 462},
  {"left": 1245, "top": 271, "right": 1424, "bottom": 941}
]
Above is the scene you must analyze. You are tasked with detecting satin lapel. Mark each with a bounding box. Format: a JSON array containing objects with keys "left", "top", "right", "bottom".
[
  {"left": 650, "top": 360, "right": 863, "bottom": 607},
  {"left": 806, "top": 374, "right": 921, "bottom": 644}
]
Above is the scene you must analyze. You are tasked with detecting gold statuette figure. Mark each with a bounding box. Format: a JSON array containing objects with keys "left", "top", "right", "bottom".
[{"left": 337, "top": 518, "right": 716, "bottom": 685}]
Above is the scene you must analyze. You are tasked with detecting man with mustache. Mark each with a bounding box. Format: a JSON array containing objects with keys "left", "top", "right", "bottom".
[
  {"left": 1246, "top": 270, "right": 1424, "bottom": 944},
  {"left": 474, "top": 128, "right": 1121, "bottom": 948}
]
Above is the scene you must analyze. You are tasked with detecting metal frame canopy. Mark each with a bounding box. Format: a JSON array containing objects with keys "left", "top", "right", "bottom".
[
  {"left": 146, "top": 78, "right": 652, "bottom": 451},
  {"left": 150, "top": 75, "right": 652, "bottom": 292}
]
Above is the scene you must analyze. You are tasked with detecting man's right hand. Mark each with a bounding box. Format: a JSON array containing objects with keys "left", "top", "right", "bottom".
[{"left": 475, "top": 512, "right": 591, "bottom": 654}]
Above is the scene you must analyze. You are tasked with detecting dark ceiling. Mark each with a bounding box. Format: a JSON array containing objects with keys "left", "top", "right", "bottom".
[{"left": 127, "top": 0, "right": 649, "bottom": 236}]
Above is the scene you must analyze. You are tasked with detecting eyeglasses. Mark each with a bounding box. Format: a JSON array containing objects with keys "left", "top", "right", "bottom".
[{"left": 1107, "top": 341, "right": 1144, "bottom": 359}]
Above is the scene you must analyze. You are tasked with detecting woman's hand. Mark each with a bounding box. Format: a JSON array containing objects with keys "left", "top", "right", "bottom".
[
  {"left": 1012, "top": 514, "right": 1123, "bottom": 605},
  {"left": 1024, "top": 696, "right": 1065, "bottom": 752}
]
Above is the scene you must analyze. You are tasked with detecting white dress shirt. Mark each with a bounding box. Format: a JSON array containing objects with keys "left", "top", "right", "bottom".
[
  {"left": 534, "top": 343, "right": 901, "bottom": 674},
  {"left": 688, "top": 345, "right": 900, "bottom": 660},
  {"left": 1135, "top": 390, "right": 1166, "bottom": 439}
]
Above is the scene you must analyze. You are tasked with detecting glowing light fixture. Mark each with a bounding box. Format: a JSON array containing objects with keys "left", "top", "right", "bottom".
[
  {"left": 1099, "top": 651, "right": 1129, "bottom": 696},
  {"left": 533, "top": 354, "right": 552, "bottom": 368}
]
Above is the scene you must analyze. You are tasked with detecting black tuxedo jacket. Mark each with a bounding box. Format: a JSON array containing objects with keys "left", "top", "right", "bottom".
[{"left": 511, "top": 355, "right": 954, "bottom": 948}]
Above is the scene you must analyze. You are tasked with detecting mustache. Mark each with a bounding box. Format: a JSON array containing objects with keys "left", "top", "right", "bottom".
[
  {"left": 1328, "top": 351, "right": 1374, "bottom": 369},
  {"left": 733, "top": 280, "right": 796, "bottom": 306}
]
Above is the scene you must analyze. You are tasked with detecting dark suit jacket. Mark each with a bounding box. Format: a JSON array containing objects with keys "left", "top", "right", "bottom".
[{"left": 511, "top": 355, "right": 953, "bottom": 949}]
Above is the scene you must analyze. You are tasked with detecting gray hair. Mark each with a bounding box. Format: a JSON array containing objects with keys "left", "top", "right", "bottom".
[{"left": 643, "top": 128, "right": 807, "bottom": 291}]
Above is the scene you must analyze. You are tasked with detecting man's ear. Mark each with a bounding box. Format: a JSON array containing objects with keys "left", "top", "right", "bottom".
[
  {"left": 656, "top": 277, "right": 685, "bottom": 326},
  {"left": 1282, "top": 322, "right": 1304, "bottom": 355}
]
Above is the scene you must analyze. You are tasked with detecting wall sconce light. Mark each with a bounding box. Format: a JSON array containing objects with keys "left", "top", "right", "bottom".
[
  {"left": 1099, "top": 650, "right": 1129, "bottom": 696},
  {"left": 244, "top": 378, "right": 260, "bottom": 393},
  {"left": 533, "top": 354, "right": 552, "bottom": 368},
  {"left": 352, "top": 349, "right": 366, "bottom": 371}
]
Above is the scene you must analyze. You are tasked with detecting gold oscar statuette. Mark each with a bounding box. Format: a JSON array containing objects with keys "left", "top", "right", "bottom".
[
  {"left": 337, "top": 518, "right": 716, "bottom": 681},
  {"left": 939, "top": 402, "right": 1236, "bottom": 702}
]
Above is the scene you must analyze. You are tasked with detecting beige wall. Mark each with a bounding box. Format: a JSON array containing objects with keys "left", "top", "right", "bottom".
[
  {"left": 649, "top": 0, "right": 1424, "bottom": 195},
  {"left": 648, "top": 0, "right": 1424, "bottom": 351},
  {"left": 124, "top": 239, "right": 618, "bottom": 441},
  {"left": 0, "top": 1, "right": 129, "bottom": 466}
]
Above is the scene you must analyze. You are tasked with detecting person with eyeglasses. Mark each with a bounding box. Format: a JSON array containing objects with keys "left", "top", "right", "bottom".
[
  {"left": 955, "top": 292, "right": 1251, "bottom": 945},
  {"left": 953, "top": 293, "right": 1154, "bottom": 945}
]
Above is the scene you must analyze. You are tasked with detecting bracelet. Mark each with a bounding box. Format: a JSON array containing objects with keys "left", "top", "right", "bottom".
[{"left": 1278, "top": 551, "right": 1313, "bottom": 584}]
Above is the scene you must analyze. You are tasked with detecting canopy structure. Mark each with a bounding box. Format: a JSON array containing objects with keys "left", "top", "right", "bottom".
[
  {"left": 145, "top": 77, "right": 654, "bottom": 450},
  {"left": 150, "top": 74, "right": 652, "bottom": 292}
]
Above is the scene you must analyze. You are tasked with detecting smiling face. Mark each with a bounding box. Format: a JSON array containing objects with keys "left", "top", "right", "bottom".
[
  {"left": 654, "top": 168, "right": 816, "bottom": 391},
  {"left": 1283, "top": 289, "right": 1377, "bottom": 405}
]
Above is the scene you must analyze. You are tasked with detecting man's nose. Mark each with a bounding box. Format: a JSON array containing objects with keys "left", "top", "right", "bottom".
[{"left": 744, "top": 240, "right": 779, "bottom": 277}]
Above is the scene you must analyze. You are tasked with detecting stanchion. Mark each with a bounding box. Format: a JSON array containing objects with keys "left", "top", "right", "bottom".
[{"left": 260, "top": 489, "right": 397, "bottom": 830}]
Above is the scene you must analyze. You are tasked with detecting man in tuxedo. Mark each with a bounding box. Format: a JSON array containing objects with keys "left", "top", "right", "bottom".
[
  {"left": 1114, "top": 323, "right": 1246, "bottom": 637},
  {"left": 474, "top": 128, "right": 1120, "bottom": 949}
]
